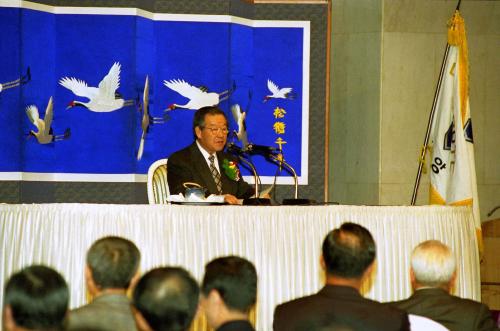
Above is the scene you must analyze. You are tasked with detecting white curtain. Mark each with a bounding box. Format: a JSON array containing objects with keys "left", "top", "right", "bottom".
[{"left": 0, "top": 204, "right": 480, "bottom": 331}]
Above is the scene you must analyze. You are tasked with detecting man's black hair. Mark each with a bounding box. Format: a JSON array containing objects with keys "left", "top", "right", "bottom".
[
  {"left": 4, "top": 265, "right": 69, "bottom": 330},
  {"left": 201, "top": 256, "right": 257, "bottom": 313},
  {"left": 192, "top": 106, "right": 227, "bottom": 136},
  {"left": 86, "top": 236, "right": 140, "bottom": 290},
  {"left": 132, "top": 267, "right": 199, "bottom": 331},
  {"left": 322, "top": 222, "right": 376, "bottom": 278}
]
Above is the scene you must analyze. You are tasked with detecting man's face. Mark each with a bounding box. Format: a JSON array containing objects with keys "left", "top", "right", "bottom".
[{"left": 195, "top": 114, "right": 228, "bottom": 154}]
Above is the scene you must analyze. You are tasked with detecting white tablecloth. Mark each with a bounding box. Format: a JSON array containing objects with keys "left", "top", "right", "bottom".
[{"left": 0, "top": 204, "right": 480, "bottom": 330}]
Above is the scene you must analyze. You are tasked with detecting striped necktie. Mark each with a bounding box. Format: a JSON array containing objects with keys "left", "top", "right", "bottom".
[{"left": 208, "top": 155, "right": 223, "bottom": 194}]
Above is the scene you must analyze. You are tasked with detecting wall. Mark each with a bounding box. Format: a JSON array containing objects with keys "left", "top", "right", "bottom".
[
  {"left": 330, "top": 0, "right": 382, "bottom": 205},
  {"left": 330, "top": 0, "right": 500, "bottom": 222}
]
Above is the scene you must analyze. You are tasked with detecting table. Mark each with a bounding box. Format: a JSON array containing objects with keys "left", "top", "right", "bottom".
[{"left": 0, "top": 204, "right": 480, "bottom": 330}]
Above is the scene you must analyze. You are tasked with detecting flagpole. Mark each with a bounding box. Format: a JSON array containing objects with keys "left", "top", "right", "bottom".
[{"left": 410, "top": 0, "right": 462, "bottom": 205}]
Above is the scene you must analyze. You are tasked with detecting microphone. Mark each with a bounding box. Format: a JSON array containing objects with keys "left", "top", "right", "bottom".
[
  {"left": 245, "top": 143, "right": 279, "bottom": 155},
  {"left": 225, "top": 143, "right": 271, "bottom": 205},
  {"left": 226, "top": 143, "right": 246, "bottom": 156}
]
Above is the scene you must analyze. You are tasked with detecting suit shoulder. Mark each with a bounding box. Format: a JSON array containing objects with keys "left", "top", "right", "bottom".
[
  {"left": 67, "top": 303, "right": 98, "bottom": 328},
  {"left": 167, "top": 144, "right": 195, "bottom": 162},
  {"left": 275, "top": 294, "right": 409, "bottom": 331},
  {"left": 273, "top": 294, "right": 322, "bottom": 330},
  {"left": 450, "top": 295, "right": 492, "bottom": 312},
  {"left": 360, "top": 296, "right": 408, "bottom": 316},
  {"left": 168, "top": 144, "right": 193, "bottom": 157},
  {"left": 70, "top": 302, "right": 93, "bottom": 315},
  {"left": 380, "top": 301, "right": 409, "bottom": 318},
  {"left": 277, "top": 293, "right": 319, "bottom": 307},
  {"left": 386, "top": 297, "right": 415, "bottom": 310},
  {"left": 274, "top": 293, "right": 326, "bottom": 316}
]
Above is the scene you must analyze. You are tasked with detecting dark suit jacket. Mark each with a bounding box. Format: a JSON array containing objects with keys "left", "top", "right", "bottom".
[
  {"left": 66, "top": 293, "right": 137, "bottom": 331},
  {"left": 217, "top": 320, "right": 255, "bottom": 331},
  {"left": 167, "top": 142, "right": 254, "bottom": 199},
  {"left": 273, "top": 285, "right": 410, "bottom": 331},
  {"left": 388, "top": 288, "right": 498, "bottom": 331}
]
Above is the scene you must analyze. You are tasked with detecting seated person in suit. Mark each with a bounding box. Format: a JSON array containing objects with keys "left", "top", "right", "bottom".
[
  {"left": 388, "top": 240, "right": 497, "bottom": 331},
  {"left": 273, "top": 222, "right": 410, "bottom": 331},
  {"left": 66, "top": 236, "right": 141, "bottom": 331},
  {"left": 3, "top": 265, "right": 69, "bottom": 331},
  {"left": 132, "top": 267, "right": 199, "bottom": 331},
  {"left": 200, "top": 256, "right": 258, "bottom": 331},
  {"left": 167, "top": 106, "right": 254, "bottom": 205}
]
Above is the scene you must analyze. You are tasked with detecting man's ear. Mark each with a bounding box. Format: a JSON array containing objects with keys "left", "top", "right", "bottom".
[
  {"left": 448, "top": 271, "right": 457, "bottom": 294},
  {"left": 207, "top": 289, "right": 223, "bottom": 305},
  {"left": 409, "top": 267, "right": 416, "bottom": 290},
  {"left": 3, "top": 305, "right": 17, "bottom": 331},
  {"left": 366, "top": 261, "right": 374, "bottom": 275},
  {"left": 84, "top": 264, "right": 91, "bottom": 280},
  {"left": 362, "top": 261, "right": 375, "bottom": 280},
  {"left": 128, "top": 270, "right": 141, "bottom": 291},
  {"left": 132, "top": 306, "right": 152, "bottom": 331},
  {"left": 359, "top": 261, "right": 377, "bottom": 295},
  {"left": 319, "top": 255, "right": 326, "bottom": 271},
  {"left": 195, "top": 126, "right": 202, "bottom": 139},
  {"left": 84, "top": 265, "right": 98, "bottom": 297}
]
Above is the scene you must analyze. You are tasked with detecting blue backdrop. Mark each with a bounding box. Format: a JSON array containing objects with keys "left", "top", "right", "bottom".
[{"left": 0, "top": 6, "right": 306, "bottom": 181}]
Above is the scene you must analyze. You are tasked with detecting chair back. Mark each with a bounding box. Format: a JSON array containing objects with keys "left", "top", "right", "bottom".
[{"left": 147, "top": 158, "right": 169, "bottom": 204}]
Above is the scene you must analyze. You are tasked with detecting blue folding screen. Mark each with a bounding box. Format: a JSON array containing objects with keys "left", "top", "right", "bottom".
[{"left": 0, "top": 4, "right": 309, "bottom": 185}]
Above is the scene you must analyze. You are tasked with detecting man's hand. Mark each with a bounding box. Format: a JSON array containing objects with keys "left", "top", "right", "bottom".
[{"left": 223, "top": 194, "right": 239, "bottom": 205}]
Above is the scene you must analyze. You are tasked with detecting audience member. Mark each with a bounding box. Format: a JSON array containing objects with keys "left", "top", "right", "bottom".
[
  {"left": 273, "top": 222, "right": 410, "bottom": 331},
  {"left": 200, "top": 256, "right": 257, "bottom": 331},
  {"left": 66, "top": 236, "right": 141, "bottom": 331},
  {"left": 388, "top": 240, "right": 497, "bottom": 331},
  {"left": 8, "top": 234, "right": 494, "bottom": 331},
  {"left": 132, "top": 267, "right": 199, "bottom": 331},
  {"left": 3, "top": 265, "right": 69, "bottom": 331}
]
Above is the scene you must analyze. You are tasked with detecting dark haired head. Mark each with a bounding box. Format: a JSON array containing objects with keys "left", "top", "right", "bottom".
[
  {"left": 201, "top": 256, "right": 257, "bottom": 313},
  {"left": 322, "top": 223, "right": 376, "bottom": 278},
  {"left": 4, "top": 265, "right": 69, "bottom": 330},
  {"left": 132, "top": 267, "right": 199, "bottom": 331},
  {"left": 192, "top": 106, "right": 227, "bottom": 137},
  {"left": 86, "top": 236, "right": 140, "bottom": 290}
]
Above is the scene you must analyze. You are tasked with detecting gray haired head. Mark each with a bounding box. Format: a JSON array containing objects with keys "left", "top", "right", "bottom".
[{"left": 411, "top": 240, "right": 456, "bottom": 288}]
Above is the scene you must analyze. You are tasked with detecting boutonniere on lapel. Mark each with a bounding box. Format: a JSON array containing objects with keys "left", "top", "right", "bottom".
[{"left": 222, "top": 158, "right": 240, "bottom": 181}]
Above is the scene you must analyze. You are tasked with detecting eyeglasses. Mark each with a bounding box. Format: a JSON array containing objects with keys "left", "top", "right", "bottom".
[{"left": 203, "top": 127, "right": 229, "bottom": 135}]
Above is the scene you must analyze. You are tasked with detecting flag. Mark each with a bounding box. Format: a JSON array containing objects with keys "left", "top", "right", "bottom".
[{"left": 429, "top": 11, "right": 482, "bottom": 253}]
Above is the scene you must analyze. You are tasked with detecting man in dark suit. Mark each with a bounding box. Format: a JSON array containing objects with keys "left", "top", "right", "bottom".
[
  {"left": 3, "top": 265, "right": 69, "bottom": 331},
  {"left": 273, "top": 222, "right": 410, "bottom": 331},
  {"left": 132, "top": 267, "right": 199, "bottom": 331},
  {"left": 200, "top": 256, "right": 257, "bottom": 331},
  {"left": 388, "top": 240, "right": 497, "bottom": 331},
  {"left": 66, "top": 236, "right": 141, "bottom": 331},
  {"left": 167, "top": 106, "right": 254, "bottom": 205}
]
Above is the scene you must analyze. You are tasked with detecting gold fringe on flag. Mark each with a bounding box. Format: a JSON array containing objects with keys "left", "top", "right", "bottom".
[{"left": 447, "top": 11, "right": 469, "bottom": 126}]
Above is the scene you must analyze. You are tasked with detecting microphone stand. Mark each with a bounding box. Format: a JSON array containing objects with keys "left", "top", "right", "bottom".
[
  {"left": 237, "top": 155, "right": 271, "bottom": 206},
  {"left": 268, "top": 154, "right": 297, "bottom": 198},
  {"left": 227, "top": 143, "right": 270, "bottom": 206},
  {"left": 237, "top": 155, "right": 260, "bottom": 197},
  {"left": 267, "top": 153, "right": 315, "bottom": 205}
]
